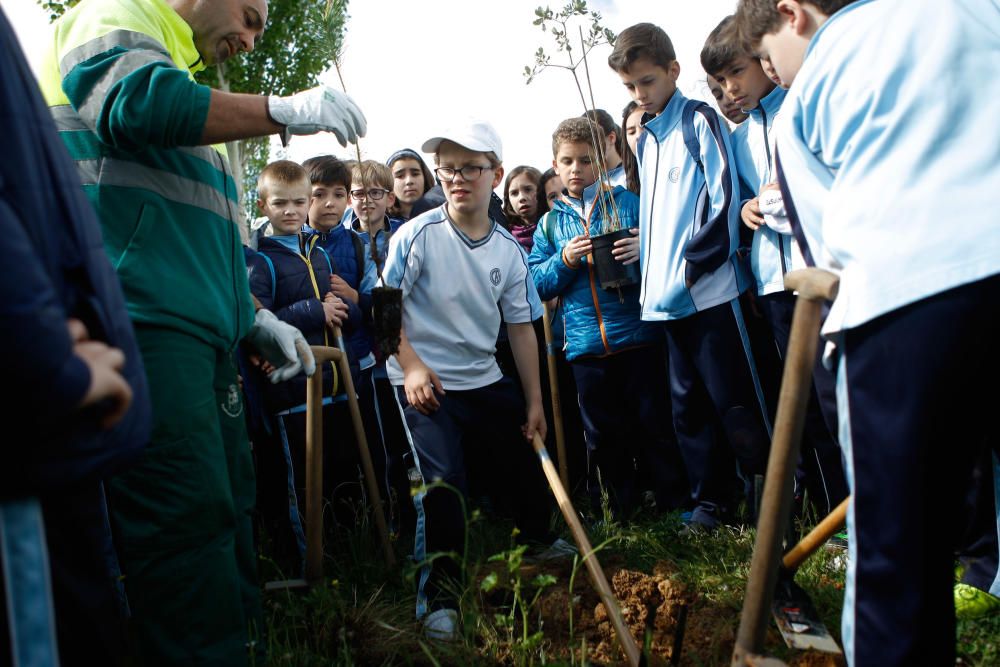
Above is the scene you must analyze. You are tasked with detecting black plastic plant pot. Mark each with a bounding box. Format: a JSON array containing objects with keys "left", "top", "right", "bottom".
[
  {"left": 590, "top": 229, "right": 640, "bottom": 290},
  {"left": 372, "top": 286, "right": 403, "bottom": 359}
]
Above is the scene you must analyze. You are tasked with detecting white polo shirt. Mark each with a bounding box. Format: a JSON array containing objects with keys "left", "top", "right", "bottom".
[{"left": 383, "top": 205, "right": 543, "bottom": 390}]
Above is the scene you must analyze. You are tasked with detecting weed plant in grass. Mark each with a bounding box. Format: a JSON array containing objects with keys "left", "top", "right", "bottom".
[{"left": 258, "top": 494, "right": 1000, "bottom": 665}]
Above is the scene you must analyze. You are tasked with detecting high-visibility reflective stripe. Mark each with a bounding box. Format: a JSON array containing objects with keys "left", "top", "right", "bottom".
[
  {"left": 51, "top": 104, "right": 229, "bottom": 170},
  {"left": 59, "top": 29, "right": 170, "bottom": 77},
  {"left": 75, "top": 158, "right": 235, "bottom": 221},
  {"left": 75, "top": 49, "right": 174, "bottom": 127}
]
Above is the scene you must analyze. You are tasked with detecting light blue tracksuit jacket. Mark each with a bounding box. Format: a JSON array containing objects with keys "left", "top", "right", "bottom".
[
  {"left": 733, "top": 84, "right": 803, "bottom": 296},
  {"left": 775, "top": 0, "right": 1000, "bottom": 338},
  {"left": 636, "top": 89, "right": 749, "bottom": 321}
]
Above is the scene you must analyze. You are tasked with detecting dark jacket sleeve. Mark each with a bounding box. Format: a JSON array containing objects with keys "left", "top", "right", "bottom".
[{"left": 0, "top": 198, "right": 91, "bottom": 422}]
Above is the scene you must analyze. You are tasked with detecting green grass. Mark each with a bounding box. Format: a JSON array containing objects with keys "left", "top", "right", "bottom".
[{"left": 257, "top": 500, "right": 999, "bottom": 666}]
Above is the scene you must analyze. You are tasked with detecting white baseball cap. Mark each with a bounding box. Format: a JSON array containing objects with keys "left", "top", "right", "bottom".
[{"left": 422, "top": 119, "right": 503, "bottom": 162}]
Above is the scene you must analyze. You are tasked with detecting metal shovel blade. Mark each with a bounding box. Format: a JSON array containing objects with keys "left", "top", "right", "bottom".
[{"left": 771, "top": 575, "right": 841, "bottom": 654}]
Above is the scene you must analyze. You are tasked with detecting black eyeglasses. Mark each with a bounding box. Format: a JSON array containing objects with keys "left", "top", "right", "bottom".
[
  {"left": 350, "top": 188, "right": 389, "bottom": 201},
  {"left": 434, "top": 165, "right": 493, "bottom": 182}
]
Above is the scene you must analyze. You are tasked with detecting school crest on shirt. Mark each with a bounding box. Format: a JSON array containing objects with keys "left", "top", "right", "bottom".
[
  {"left": 668, "top": 167, "right": 681, "bottom": 183},
  {"left": 490, "top": 268, "right": 502, "bottom": 286},
  {"left": 222, "top": 383, "right": 243, "bottom": 418}
]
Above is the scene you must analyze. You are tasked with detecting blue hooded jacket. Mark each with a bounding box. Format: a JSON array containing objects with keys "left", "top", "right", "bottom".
[
  {"left": 528, "top": 184, "right": 662, "bottom": 360},
  {"left": 246, "top": 234, "right": 357, "bottom": 412}
]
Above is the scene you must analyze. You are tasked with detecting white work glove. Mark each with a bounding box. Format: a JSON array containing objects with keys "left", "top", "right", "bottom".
[
  {"left": 246, "top": 309, "right": 316, "bottom": 383},
  {"left": 759, "top": 188, "right": 792, "bottom": 235},
  {"left": 267, "top": 85, "right": 367, "bottom": 147}
]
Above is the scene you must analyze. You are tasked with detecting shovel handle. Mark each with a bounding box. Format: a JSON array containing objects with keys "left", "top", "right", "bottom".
[
  {"left": 541, "top": 303, "right": 569, "bottom": 490},
  {"left": 531, "top": 433, "right": 641, "bottom": 667},
  {"left": 782, "top": 496, "right": 849, "bottom": 572},
  {"left": 329, "top": 327, "right": 397, "bottom": 568},
  {"left": 733, "top": 268, "right": 839, "bottom": 664}
]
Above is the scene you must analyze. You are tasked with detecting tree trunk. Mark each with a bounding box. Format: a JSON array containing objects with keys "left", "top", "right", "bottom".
[{"left": 217, "top": 64, "right": 250, "bottom": 243}]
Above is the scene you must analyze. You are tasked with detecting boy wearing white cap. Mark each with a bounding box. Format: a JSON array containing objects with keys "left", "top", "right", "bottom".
[{"left": 382, "top": 120, "right": 551, "bottom": 640}]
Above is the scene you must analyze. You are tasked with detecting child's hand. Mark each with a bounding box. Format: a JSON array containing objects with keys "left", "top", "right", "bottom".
[
  {"left": 521, "top": 399, "right": 547, "bottom": 443},
  {"left": 69, "top": 318, "right": 132, "bottom": 429},
  {"left": 562, "top": 234, "right": 592, "bottom": 268},
  {"left": 330, "top": 274, "right": 359, "bottom": 305},
  {"left": 611, "top": 228, "right": 640, "bottom": 265},
  {"left": 741, "top": 197, "right": 763, "bottom": 231},
  {"left": 322, "top": 293, "right": 349, "bottom": 327},
  {"left": 403, "top": 361, "right": 445, "bottom": 415}
]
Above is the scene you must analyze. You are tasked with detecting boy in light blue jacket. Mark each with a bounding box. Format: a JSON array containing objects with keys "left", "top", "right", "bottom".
[
  {"left": 738, "top": 0, "right": 1000, "bottom": 663},
  {"left": 609, "top": 23, "right": 774, "bottom": 531},
  {"left": 702, "top": 15, "right": 847, "bottom": 519},
  {"left": 529, "top": 117, "right": 688, "bottom": 517}
]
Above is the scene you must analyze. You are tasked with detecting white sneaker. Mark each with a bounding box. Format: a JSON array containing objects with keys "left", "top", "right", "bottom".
[{"left": 423, "top": 608, "right": 459, "bottom": 641}]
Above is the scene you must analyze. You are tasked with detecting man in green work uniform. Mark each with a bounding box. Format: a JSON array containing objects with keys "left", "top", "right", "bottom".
[{"left": 39, "top": 0, "right": 366, "bottom": 663}]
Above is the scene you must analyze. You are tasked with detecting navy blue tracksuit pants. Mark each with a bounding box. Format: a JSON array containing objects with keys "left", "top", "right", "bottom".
[
  {"left": 665, "top": 298, "right": 773, "bottom": 527},
  {"left": 395, "top": 378, "right": 551, "bottom": 618},
  {"left": 759, "top": 291, "right": 849, "bottom": 516},
  {"left": 837, "top": 274, "right": 1000, "bottom": 666},
  {"left": 571, "top": 345, "right": 689, "bottom": 516}
]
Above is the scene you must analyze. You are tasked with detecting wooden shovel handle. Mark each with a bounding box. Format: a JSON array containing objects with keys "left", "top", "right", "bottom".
[
  {"left": 531, "top": 433, "right": 641, "bottom": 667},
  {"left": 782, "top": 496, "right": 849, "bottom": 572}
]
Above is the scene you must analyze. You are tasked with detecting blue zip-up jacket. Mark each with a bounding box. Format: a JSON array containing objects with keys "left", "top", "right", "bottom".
[
  {"left": 775, "top": 0, "right": 1000, "bottom": 337},
  {"left": 529, "top": 183, "right": 662, "bottom": 360},
  {"left": 247, "top": 234, "right": 354, "bottom": 411},
  {"left": 306, "top": 223, "right": 375, "bottom": 369},
  {"left": 637, "top": 89, "right": 749, "bottom": 320},
  {"left": 2, "top": 9, "right": 150, "bottom": 496},
  {"left": 733, "top": 85, "right": 802, "bottom": 296}
]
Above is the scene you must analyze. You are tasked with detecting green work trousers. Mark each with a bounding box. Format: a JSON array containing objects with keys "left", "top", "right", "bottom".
[{"left": 110, "top": 327, "right": 261, "bottom": 665}]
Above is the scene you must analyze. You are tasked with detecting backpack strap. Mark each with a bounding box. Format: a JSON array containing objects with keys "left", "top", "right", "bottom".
[
  {"left": 682, "top": 98, "right": 709, "bottom": 171},
  {"left": 257, "top": 252, "right": 277, "bottom": 304},
  {"left": 315, "top": 245, "right": 334, "bottom": 276},
  {"left": 538, "top": 210, "right": 558, "bottom": 246}
]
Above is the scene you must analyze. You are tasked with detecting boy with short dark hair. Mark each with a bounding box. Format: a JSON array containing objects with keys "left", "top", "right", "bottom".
[
  {"left": 702, "top": 15, "right": 847, "bottom": 518},
  {"left": 383, "top": 120, "right": 551, "bottom": 640},
  {"left": 736, "top": 0, "right": 1000, "bottom": 663},
  {"left": 529, "top": 117, "right": 688, "bottom": 517},
  {"left": 304, "top": 155, "right": 377, "bottom": 375},
  {"left": 608, "top": 23, "right": 773, "bottom": 531}
]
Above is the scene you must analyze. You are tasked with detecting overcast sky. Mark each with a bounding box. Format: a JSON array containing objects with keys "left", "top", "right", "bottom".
[{"left": 7, "top": 0, "right": 736, "bottom": 178}]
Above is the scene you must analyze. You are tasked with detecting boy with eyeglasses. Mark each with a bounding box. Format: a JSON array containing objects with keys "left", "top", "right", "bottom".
[
  {"left": 383, "top": 120, "right": 553, "bottom": 641},
  {"left": 350, "top": 161, "right": 404, "bottom": 268}
]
